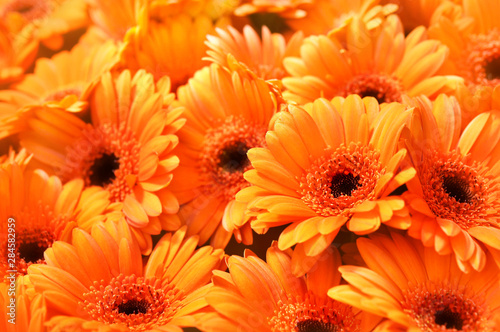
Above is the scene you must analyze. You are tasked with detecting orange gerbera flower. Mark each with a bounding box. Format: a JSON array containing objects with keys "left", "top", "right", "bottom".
[
  {"left": 0, "top": 275, "right": 46, "bottom": 332},
  {"left": 119, "top": 1, "right": 231, "bottom": 90},
  {"left": 11, "top": 40, "right": 119, "bottom": 106},
  {"left": 403, "top": 94, "right": 500, "bottom": 272},
  {"left": 170, "top": 63, "right": 280, "bottom": 249},
  {"left": 429, "top": 0, "right": 500, "bottom": 89},
  {"left": 0, "top": 22, "right": 38, "bottom": 86},
  {"left": 28, "top": 222, "right": 226, "bottom": 331},
  {"left": 282, "top": 15, "right": 463, "bottom": 104},
  {"left": 204, "top": 242, "right": 381, "bottom": 331},
  {"left": 287, "top": 0, "right": 398, "bottom": 36},
  {"left": 0, "top": 149, "right": 116, "bottom": 279},
  {"left": 0, "top": 0, "right": 88, "bottom": 50},
  {"left": 383, "top": 0, "right": 463, "bottom": 33},
  {"left": 0, "top": 40, "right": 119, "bottom": 140},
  {"left": 235, "top": 0, "right": 397, "bottom": 37},
  {"left": 9, "top": 70, "right": 184, "bottom": 254},
  {"left": 328, "top": 232, "right": 500, "bottom": 331},
  {"left": 237, "top": 95, "right": 415, "bottom": 275},
  {"left": 205, "top": 25, "right": 303, "bottom": 80},
  {"left": 429, "top": 0, "right": 500, "bottom": 125}
]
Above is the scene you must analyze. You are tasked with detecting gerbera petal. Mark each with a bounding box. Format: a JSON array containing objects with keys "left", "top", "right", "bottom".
[
  {"left": 274, "top": 122, "right": 311, "bottom": 170},
  {"left": 308, "top": 98, "right": 345, "bottom": 148},
  {"left": 266, "top": 243, "right": 307, "bottom": 296},
  {"left": 317, "top": 215, "right": 349, "bottom": 235},
  {"left": 265, "top": 130, "right": 304, "bottom": 176},
  {"left": 205, "top": 288, "right": 256, "bottom": 330},
  {"left": 289, "top": 105, "right": 327, "bottom": 161},
  {"left": 248, "top": 148, "right": 300, "bottom": 190},
  {"left": 133, "top": 187, "right": 162, "bottom": 217},
  {"left": 227, "top": 256, "right": 280, "bottom": 310},
  {"left": 356, "top": 238, "right": 408, "bottom": 290},
  {"left": 457, "top": 111, "right": 493, "bottom": 156},
  {"left": 72, "top": 229, "right": 112, "bottom": 283},
  {"left": 123, "top": 194, "right": 149, "bottom": 228},
  {"left": 338, "top": 266, "right": 404, "bottom": 304},
  {"left": 328, "top": 285, "right": 385, "bottom": 316},
  {"left": 347, "top": 210, "right": 382, "bottom": 235},
  {"left": 164, "top": 236, "right": 199, "bottom": 283},
  {"left": 302, "top": 232, "right": 337, "bottom": 257},
  {"left": 341, "top": 94, "right": 370, "bottom": 145},
  {"left": 468, "top": 226, "right": 500, "bottom": 249},
  {"left": 49, "top": 242, "right": 92, "bottom": 287},
  {"left": 53, "top": 179, "right": 84, "bottom": 214},
  {"left": 450, "top": 230, "right": 476, "bottom": 262},
  {"left": 90, "top": 223, "right": 120, "bottom": 276},
  {"left": 118, "top": 238, "right": 143, "bottom": 277},
  {"left": 173, "top": 254, "right": 223, "bottom": 293},
  {"left": 401, "top": 46, "right": 448, "bottom": 88},
  {"left": 244, "top": 169, "right": 300, "bottom": 197},
  {"left": 27, "top": 265, "right": 87, "bottom": 303},
  {"left": 307, "top": 246, "right": 342, "bottom": 296},
  {"left": 436, "top": 218, "right": 462, "bottom": 236}
]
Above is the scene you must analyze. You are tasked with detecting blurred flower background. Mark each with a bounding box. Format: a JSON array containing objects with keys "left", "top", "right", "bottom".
[{"left": 1, "top": 0, "right": 500, "bottom": 331}]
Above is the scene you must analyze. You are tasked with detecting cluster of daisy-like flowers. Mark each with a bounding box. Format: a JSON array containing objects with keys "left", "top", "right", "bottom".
[{"left": 2, "top": 0, "right": 500, "bottom": 331}]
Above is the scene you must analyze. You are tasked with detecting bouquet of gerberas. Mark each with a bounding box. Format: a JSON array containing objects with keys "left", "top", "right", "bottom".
[{"left": 2, "top": 0, "right": 500, "bottom": 331}]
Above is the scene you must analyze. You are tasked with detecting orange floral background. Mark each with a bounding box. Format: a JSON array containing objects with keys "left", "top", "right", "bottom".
[{"left": 1, "top": 0, "right": 500, "bottom": 331}]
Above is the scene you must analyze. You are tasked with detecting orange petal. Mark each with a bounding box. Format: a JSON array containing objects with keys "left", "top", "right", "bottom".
[{"left": 123, "top": 194, "right": 149, "bottom": 228}]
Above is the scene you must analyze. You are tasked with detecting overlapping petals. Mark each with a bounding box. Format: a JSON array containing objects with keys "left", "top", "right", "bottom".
[
  {"left": 237, "top": 95, "right": 415, "bottom": 275},
  {"left": 28, "top": 221, "right": 225, "bottom": 331},
  {"left": 403, "top": 94, "right": 500, "bottom": 272},
  {"left": 283, "top": 14, "right": 462, "bottom": 104}
]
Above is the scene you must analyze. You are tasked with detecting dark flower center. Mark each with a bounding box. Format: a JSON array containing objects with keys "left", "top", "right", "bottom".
[
  {"left": 441, "top": 175, "right": 474, "bottom": 204},
  {"left": 89, "top": 152, "right": 120, "bottom": 186},
  {"left": 297, "top": 319, "right": 336, "bottom": 332},
  {"left": 249, "top": 12, "right": 290, "bottom": 34},
  {"left": 330, "top": 172, "right": 361, "bottom": 198},
  {"left": 16, "top": 4, "right": 34, "bottom": 14},
  {"left": 17, "top": 240, "right": 49, "bottom": 264},
  {"left": 357, "top": 88, "right": 387, "bottom": 104},
  {"left": 117, "top": 299, "right": 150, "bottom": 315},
  {"left": 343, "top": 73, "right": 403, "bottom": 103},
  {"left": 434, "top": 307, "right": 463, "bottom": 330},
  {"left": 218, "top": 142, "right": 250, "bottom": 173},
  {"left": 485, "top": 56, "right": 500, "bottom": 80}
]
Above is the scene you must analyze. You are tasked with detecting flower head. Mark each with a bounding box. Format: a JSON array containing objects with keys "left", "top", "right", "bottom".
[
  {"left": 0, "top": 0, "right": 88, "bottom": 50},
  {"left": 204, "top": 242, "right": 380, "bottom": 331},
  {"left": 386, "top": 0, "right": 463, "bottom": 33},
  {"left": 429, "top": 0, "right": 500, "bottom": 87},
  {"left": 329, "top": 232, "right": 500, "bottom": 331},
  {"left": 10, "top": 69, "right": 185, "bottom": 254},
  {"left": 0, "top": 149, "right": 116, "bottom": 279},
  {"left": 205, "top": 24, "right": 303, "bottom": 80},
  {"left": 238, "top": 95, "right": 415, "bottom": 275},
  {"left": 170, "top": 63, "right": 281, "bottom": 249},
  {"left": 0, "top": 22, "right": 38, "bottom": 86},
  {"left": 429, "top": 0, "right": 500, "bottom": 124},
  {"left": 283, "top": 15, "right": 462, "bottom": 104},
  {"left": 235, "top": 0, "right": 397, "bottom": 37},
  {"left": 0, "top": 275, "right": 46, "bottom": 332},
  {"left": 403, "top": 94, "right": 500, "bottom": 272},
  {"left": 119, "top": 1, "right": 231, "bottom": 90},
  {"left": 28, "top": 221, "right": 226, "bottom": 331},
  {"left": 0, "top": 40, "right": 120, "bottom": 141}
]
